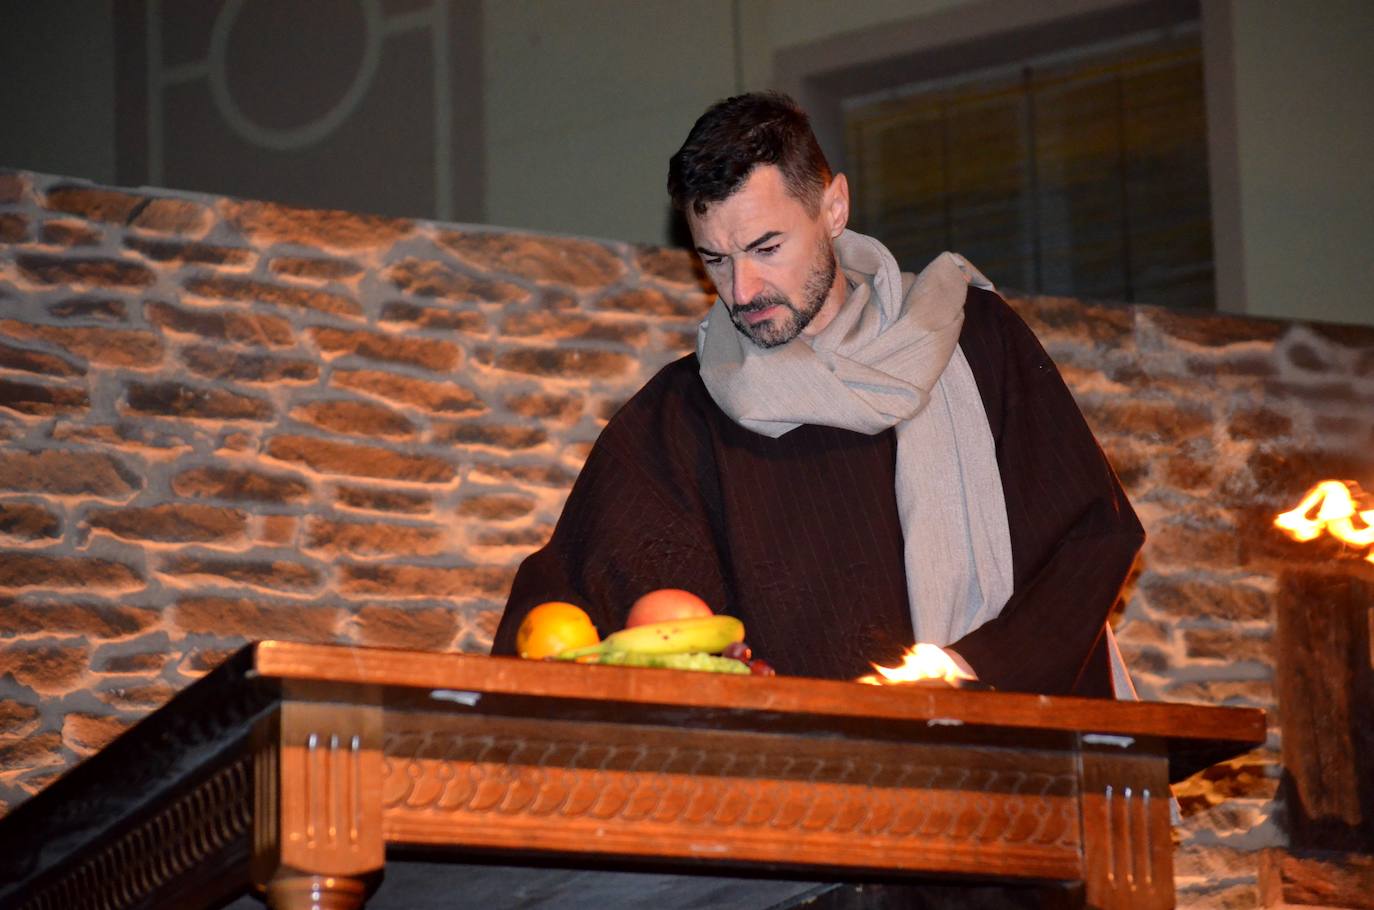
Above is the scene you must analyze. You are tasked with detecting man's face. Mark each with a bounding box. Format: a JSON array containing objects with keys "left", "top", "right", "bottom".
[{"left": 687, "top": 165, "right": 847, "bottom": 348}]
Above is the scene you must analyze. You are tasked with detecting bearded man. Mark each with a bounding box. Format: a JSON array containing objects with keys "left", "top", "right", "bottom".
[{"left": 491, "top": 92, "right": 1142, "bottom": 698}]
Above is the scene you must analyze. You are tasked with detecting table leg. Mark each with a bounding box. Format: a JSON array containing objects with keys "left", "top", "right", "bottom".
[
  {"left": 265, "top": 874, "right": 369, "bottom": 909},
  {"left": 252, "top": 702, "right": 385, "bottom": 908},
  {"left": 1079, "top": 744, "right": 1174, "bottom": 910}
]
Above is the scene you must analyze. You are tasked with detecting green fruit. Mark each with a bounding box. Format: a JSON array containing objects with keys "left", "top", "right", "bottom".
[{"left": 590, "top": 651, "right": 750, "bottom": 673}]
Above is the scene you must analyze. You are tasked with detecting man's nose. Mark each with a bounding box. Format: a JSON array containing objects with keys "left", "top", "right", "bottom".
[{"left": 732, "top": 259, "right": 762, "bottom": 304}]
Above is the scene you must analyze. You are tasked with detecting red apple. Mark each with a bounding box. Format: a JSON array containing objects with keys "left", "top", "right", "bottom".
[{"left": 625, "top": 588, "right": 714, "bottom": 628}]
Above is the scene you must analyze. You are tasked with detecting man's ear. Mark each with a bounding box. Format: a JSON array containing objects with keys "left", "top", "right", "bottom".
[{"left": 824, "top": 173, "right": 850, "bottom": 238}]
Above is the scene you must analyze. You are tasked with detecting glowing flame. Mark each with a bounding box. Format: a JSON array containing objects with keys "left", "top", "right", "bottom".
[
  {"left": 1274, "top": 480, "right": 1374, "bottom": 563},
  {"left": 856, "top": 642, "right": 976, "bottom": 685}
]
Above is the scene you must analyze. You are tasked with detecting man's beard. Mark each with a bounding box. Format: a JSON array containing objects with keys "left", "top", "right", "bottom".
[{"left": 728, "top": 240, "right": 837, "bottom": 349}]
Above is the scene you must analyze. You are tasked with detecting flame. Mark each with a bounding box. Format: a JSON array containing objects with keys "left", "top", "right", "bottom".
[
  {"left": 1273, "top": 480, "right": 1374, "bottom": 563},
  {"left": 856, "top": 642, "right": 976, "bottom": 685}
]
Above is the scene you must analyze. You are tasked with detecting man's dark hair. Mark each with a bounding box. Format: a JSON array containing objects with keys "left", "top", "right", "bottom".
[{"left": 667, "top": 91, "right": 831, "bottom": 217}]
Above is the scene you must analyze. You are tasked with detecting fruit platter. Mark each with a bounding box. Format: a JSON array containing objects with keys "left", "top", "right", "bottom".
[{"left": 514, "top": 588, "right": 776, "bottom": 675}]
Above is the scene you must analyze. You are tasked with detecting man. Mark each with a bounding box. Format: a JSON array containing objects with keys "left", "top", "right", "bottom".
[{"left": 492, "top": 92, "right": 1142, "bottom": 697}]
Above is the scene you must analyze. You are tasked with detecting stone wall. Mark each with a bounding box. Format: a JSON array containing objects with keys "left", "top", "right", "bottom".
[{"left": 2, "top": 169, "right": 1372, "bottom": 907}]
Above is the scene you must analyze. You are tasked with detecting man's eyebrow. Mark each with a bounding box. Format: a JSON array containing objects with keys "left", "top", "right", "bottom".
[{"left": 696, "top": 231, "right": 783, "bottom": 258}]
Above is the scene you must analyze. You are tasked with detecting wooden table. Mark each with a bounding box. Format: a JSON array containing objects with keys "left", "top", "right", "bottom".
[{"left": 0, "top": 641, "right": 1265, "bottom": 910}]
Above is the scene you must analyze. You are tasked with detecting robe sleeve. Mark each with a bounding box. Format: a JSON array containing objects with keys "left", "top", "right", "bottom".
[
  {"left": 490, "top": 373, "right": 731, "bottom": 656},
  {"left": 945, "top": 291, "right": 1144, "bottom": 695}
]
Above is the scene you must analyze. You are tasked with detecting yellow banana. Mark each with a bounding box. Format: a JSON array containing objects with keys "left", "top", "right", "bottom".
[{"left": 559, "top": 614, "right": 744, "bottom": 659}]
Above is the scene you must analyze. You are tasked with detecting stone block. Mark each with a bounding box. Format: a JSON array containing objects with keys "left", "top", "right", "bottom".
[
  {"left": 61, "top": 712, "right": 133, "bottom": 756},
  {"left": 145, "top": 300, "right": 294, "bottom": 346},
  {"left": 0, "top": 641, "right": 90, "bottom": 693},
  {"left": 124, "top": 235, "right": 254, "bottom": 266},
  {"left": 0, "top": 320, "right": 164, "bottom": 368},
  {"left": 500, "top": 309, "right": 648, "bottom": 346},
  {"left": 597, "top": 287, "right": 709, "bottom": 318},
  {"left": 1010, "top": 295, "right": 1135, "bottom": 347},
  {"left": 350, "top": 604, "right": 460, "bottom": 650},
  {"left": 0, "top": 701, "right": 40, "bottom": 740},
  {"left": 309, "top": 326, "right": 461, "bottom": 372},
  {"left": 439, "top": 230, "right": 625, "bottom": 288},
  {"left": 335, "top": 484, "right": 432, "bottom": 514},
  {"left": 0, "top": 732, "right": 66, "bottom": 773},
  {"left": 469, "top": 461, "right": 577, "bottom": 488},
  {"left": 158, "top": 553, "right": 322, "bottom": 592},
  {"left": 1184, "top": 628, "right": 1273, "bottom": 662},
  {"left": 304, "top": 517, "right": 445, "bottom": 556},
  {"left": 0, "top": 449, "right": 140, "bottom": 496},
  {"left": 504, "top": 391, "right": 583, "bottom": 422},
  {"left": 379, "top": 301, "right": 489, "bottom": 334},
  {"left": 1227, "top": 407, "right": 1292, "bottom": 441},
  {"left": 130, "top": 198, "right": 211, "bottom": 234},
  {"left": 46, "top": 297, "right": 128, "bottom": 321},
  {"left": 85, "top": 502, "right": 248, "bottom": 543},
  {"left": 181, "top": 345, "right": 318, "bottom": 383},
  {"left": 17, "top": 254, "right": 155, "bottom": 288},
  {"left": 0, "top": 502, "right": 61, "bottom": 540},
  {"left": 0, "top": 597, "right": 159, "bottom": 638},
  {"left": 258, "top": 515, "right": 298, "bottom": 546},
  {"left": 0, "top": 378, "right": 88, "bottom": 416},
  {"left": 0, "top": 552, "right": 143, "bottom": 592},
  {"left": 0, "top": 172, "right": 28, "bottom": 203},
  {"left": 1163, "top": 679, "right": 1275, "bottom": 709},
  {"left": 331, "top": 368, "right": 485, "bottom": 414},
  {"left": 123, "top": 380, "right": 273, "bottom": 421},
  {"left": 40, "top": 221, "right": 101, "bottom": 246},
  {"left": 0, "top": 213, "right": 29, "bottom": 242},
  {"left": 382, "top": 258, "right": 527, "bottom": 303},
  {"left": 473, "top": 525, "right": 553, "bottom": 548},
  {"left": 175, "top": 647, "right": 240, "bottom": 678},
  {"left": 491, "top": 346, "right": 635, "bottom": 379},
  {"left": 266, "top": 434, "right": 456, "bottom": 483},
  {"left": 172, "top": 594, "right": 342, "bottom": 639},
  {"left": 338, "top": 563, "right": 515, "bottom": 599},
  {"left": 0, "top": 340, "right": 84, "bottom": 377},
  {"left": 435, "top": 421, "right": 547, "bottom": 450},
  {"left": 290, "top": 398, "right": 415, "bottom": 438},
  {"left": 171, "top": 464, "right": 309, "bottom": 502},
  {"left": 183, "top": 275, "right": 361, "bottom": 318},
  {"left": 1140, "top": 576, "right": 1272, "bottom": 623},
  {"left": 633, "top": 245, "right": 707, "bottom": 288},
  {"left": 42, "top": 185, "right": 143, "bottom": 223},
  {"left": 455, "top": 493, "right": 536, "bottom": 521},
  {"left": 1142, "top": 517, "right": 1243, "bottom": 569},
  {"left": 268, "top": 256, "right": 363, "bottom": 281},
  {"left": 223, "top": 198, "right": 413, "bottom": 249},
  {"left": 1267, "top": 379, "right": 1363, "bottom": 405},
  {"left": 94, "top": 679, "right": 179, "bottom": 711},
  {"left": 1080, "top": 398, "right": 1213, "bottom": 443},
  {"left": 1143, "top": 307, "right": 1286, "bottom": 345}
]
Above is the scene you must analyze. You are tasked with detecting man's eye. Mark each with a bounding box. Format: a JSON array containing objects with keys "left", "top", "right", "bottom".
[
  {"left": 702, "top": 256, "right": 724, "bottom": 267},
  {"left": 756, "top": 245, "right": 780, "bottom": 256}
]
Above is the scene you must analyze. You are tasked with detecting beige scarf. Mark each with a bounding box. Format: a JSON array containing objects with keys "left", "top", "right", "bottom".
[{"left": 696, "top": 230, "right": 1014, "bottom": 646}]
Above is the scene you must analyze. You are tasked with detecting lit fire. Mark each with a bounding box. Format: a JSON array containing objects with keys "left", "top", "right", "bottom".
[
  {"left": 856, "top": 642, "right": 976, "bottom": 685},
  {"left": 1273, "top": 480, "right": 1374, "bottom": 563}
]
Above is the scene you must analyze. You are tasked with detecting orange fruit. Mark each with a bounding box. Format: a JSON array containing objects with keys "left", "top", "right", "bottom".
[{"left": 515, "top": 601, "right": 600, "bottom": 659}]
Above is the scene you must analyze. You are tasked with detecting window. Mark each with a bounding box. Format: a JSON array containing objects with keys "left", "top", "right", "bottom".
[{"left": 844, "top": 26, "right": 1212, "bottom": 309}]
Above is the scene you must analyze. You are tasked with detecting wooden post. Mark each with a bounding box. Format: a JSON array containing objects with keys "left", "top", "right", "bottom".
[{"left": 252, "top": 701, "right": 385, "bottom": 910}]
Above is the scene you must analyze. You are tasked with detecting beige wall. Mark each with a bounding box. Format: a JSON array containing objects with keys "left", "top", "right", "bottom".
[
  {"left": 1227, "top": 0, "right": 1374, "bottom": 325},
  {"left": 481, "top": 0, "right": 1374, "bottom": 327}
]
